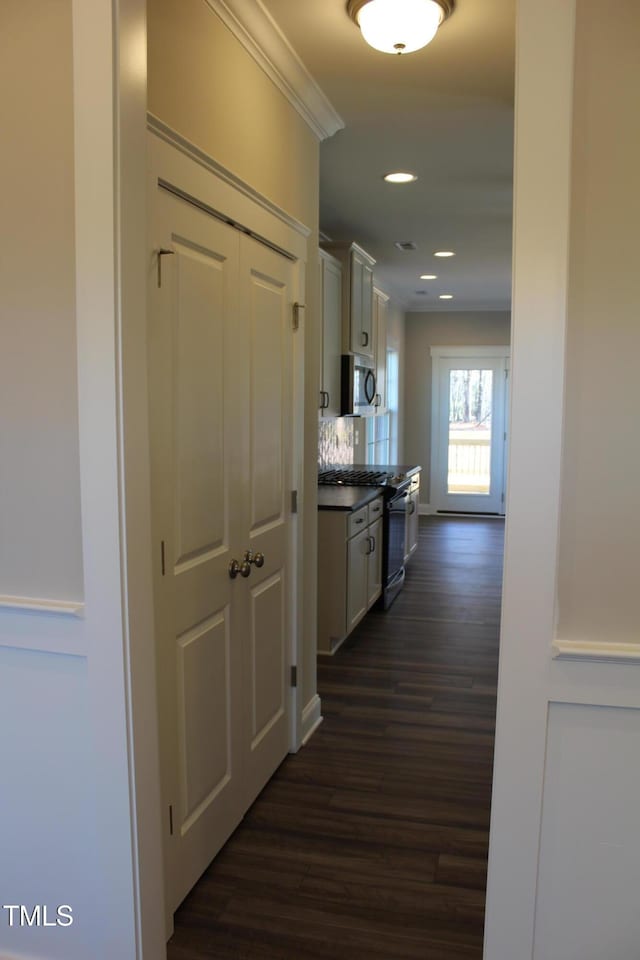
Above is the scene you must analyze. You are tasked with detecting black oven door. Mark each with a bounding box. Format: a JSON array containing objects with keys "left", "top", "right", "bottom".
[{"left": 383, "top": 489, "right": 408, "bottom": 609}]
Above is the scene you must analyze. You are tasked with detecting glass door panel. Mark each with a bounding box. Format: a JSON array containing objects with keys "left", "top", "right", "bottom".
[{"left": 448, "top": 369, "right": 493, "bottom": 495}]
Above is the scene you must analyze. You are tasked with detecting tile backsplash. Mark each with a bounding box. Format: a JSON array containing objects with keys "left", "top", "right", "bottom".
[{"left": 318, "top": 418, "right": 355, "bottom": 468}]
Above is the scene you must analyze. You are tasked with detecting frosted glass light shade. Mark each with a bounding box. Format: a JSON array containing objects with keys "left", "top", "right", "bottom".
[{"left": 355, "top": 0, "right": 445, "bottom": 55}]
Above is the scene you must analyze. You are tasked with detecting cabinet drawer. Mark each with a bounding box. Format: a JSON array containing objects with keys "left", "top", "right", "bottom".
[
  {"left": 368, "top": 497, "right": 384, "bottom": 524},
  {"left": 348, "top": 504, "right": 369, "bottom": 538}
]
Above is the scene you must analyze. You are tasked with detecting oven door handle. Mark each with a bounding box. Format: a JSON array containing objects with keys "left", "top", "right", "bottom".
[{"left": 387, "top": 490, "right": 409, "bottom": 510}]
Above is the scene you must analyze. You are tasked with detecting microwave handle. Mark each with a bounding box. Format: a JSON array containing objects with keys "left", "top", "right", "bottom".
[{"left": 364, "top": 369, "right": 376, "bottom": 405}]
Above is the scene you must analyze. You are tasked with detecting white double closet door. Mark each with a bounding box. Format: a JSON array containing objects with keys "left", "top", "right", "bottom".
[{"left": 148, "top": 176, "right": 296, "bottom": 914}]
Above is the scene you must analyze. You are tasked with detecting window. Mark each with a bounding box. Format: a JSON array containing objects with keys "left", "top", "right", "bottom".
[{"left": 366, "top": 348, "right": 399, "bottom": 465}]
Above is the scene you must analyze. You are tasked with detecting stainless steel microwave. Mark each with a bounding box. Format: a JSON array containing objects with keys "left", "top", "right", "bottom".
[{"left": 340, "top": 354, "right": 377, "bottom": 416}]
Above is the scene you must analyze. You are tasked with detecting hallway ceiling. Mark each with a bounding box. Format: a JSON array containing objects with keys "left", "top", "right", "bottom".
[{"left": 261, "top": 0, "right": 515, "bottom": 311}]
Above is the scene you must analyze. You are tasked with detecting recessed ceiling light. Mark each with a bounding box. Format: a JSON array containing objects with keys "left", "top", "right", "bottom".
[
  {"left": 420, "top": 274, "right": 437, "bottom": 280},
  {"left": 439, "top": 294, "right": 453, "bottom": 300},
  {"left": 434, "top": 250, "right": 455, "bottom": 257},
  {"left": 383, "top": 172, "right": 418, "bottom": 184}
]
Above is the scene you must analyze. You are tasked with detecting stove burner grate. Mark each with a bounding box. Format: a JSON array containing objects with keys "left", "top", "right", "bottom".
[{"left": 318, "top": 468, "right": 394, "bottom": 487}]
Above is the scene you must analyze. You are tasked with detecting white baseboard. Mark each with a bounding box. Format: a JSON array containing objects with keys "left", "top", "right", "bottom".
[{"left": 301, "top": 694, "right": 323, "bottom": 745}]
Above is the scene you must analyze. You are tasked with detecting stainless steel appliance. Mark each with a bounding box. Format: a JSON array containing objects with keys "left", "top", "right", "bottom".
[
  {"left": 340, "top": 354, "right": 377, "bottom": 416},
  {"left": 318, "top": 467, "right": 412, "bottom": 609}
]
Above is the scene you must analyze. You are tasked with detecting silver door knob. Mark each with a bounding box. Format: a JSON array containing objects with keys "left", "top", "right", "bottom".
[
  {"left": 244, "top": 550, "right": 265, "bottom": 568},
  {"left": 229, "top": 559, "right": 251, "bottom": 579}
]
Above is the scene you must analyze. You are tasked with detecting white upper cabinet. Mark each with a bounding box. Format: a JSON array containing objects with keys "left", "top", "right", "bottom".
[
  {"left": 373, "top": 287, "right": 389, "bottom": 413},
  {"left": 319, "top": 251, "right": 342, "bottom": 418},
  {"left": 323, "top": 242, "right": 376, "bottom": 360}
]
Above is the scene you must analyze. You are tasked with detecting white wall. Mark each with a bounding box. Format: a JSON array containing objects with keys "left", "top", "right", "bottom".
[
  {"left": 485, "top": 0, "right": 640, "bottom": 956},
  {"left": 404, "top": 311, "right": 511, "bottom": 504},
  {"left": 556, "top": 0, "right": 640, "bottom": 647}
]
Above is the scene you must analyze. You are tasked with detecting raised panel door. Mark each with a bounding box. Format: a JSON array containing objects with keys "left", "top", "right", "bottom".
[
  {"left": 374, "top": 290, "right": 388, "bottom": 411},
  {"left": 149, "top": 187, "right": 245, "bottom": 913},
  {"left": 347, "top": 527, "right": 368, "bottom": 633},
  {"left": 361, "top": 262, "right": 374, "bottom": 359},
  {"left": 240, "top": 235, "right": 294, "bottom": 803},
  {"left": 321, "top": 253, "right": 342, "bottom": 417},
  {"left": 349, "top": 251, "right": 364, "bottom": 354},
  {"left": 366, "top": 516, "right": 383, "bottom": 607}
]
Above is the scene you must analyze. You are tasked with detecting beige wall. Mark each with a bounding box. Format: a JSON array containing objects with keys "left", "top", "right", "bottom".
[
  {"left": 148, "top": 0, "right": 322, "bottom": 716},
  {"left": 404, "top": 311, "right": 511, "bottom": 504},
  {"left": 557, "top": 0, "right": 640, "bottom": 644},
  {"left": 148, "top": 0, "right": 319, "bottom": 230},
  {"left": 0, "top": 0, "right": 83, "bottom": 601}
]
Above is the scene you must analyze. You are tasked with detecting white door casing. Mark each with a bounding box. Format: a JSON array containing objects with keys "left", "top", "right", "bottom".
[{"left": 148, "top": 133, "right": 302, "bottom": 917}]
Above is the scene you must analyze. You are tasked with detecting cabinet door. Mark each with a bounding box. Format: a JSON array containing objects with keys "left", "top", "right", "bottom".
[
  {"left": 347, "top": 527, "right": 369, "bottom": 633},
  {"left": 349, "top": 251, "right": 364, "bottom": 354},
  {"left": 321, "top": 254, "right": 342, "bottom": 417},
  {"left": 366, "top": 516, "right": 383, "bottom": 607},
  {"left": 361, "top": 263, "right": 374, "bottom": 358},
  {"left": 374, "top": 290, "right": 388, "bottom": 411},
  {"left": 405, "top": 491, "right": 420, "bottom": 563}
]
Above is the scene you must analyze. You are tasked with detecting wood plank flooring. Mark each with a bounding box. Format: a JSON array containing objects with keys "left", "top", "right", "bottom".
[{"left": 168, "top": 515, "right": 504, "bottom": 959}]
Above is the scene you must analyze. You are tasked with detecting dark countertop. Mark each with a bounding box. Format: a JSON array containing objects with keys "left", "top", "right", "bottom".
[
  {"left": 317, "top": 464, "right": 422, "bottom": 512},
  {"left": 317, "top": 486, "right": 384, "bottom": 512}
]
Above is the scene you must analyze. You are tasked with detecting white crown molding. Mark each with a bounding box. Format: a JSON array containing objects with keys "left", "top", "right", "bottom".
[
  {"left": 204, "top": 0, "right": 344, "bottom": 141},
  {"left": 553, "top": 640, "right": 640, "bottom": 664}
]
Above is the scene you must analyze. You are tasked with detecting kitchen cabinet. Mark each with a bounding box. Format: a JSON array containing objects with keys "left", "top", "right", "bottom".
[
  {"left": 318, "top": 496, "right": 384, "bottom": 654},
  {"left": 323, "top": 242, "right": 376, "bottom": 360},
  {"left": 404, "top": 472, "right": 421, "bottom": 564},
  {"left": 319, "top": 251, "right": 342, "bottom": 417},
  {"left": 373, "top": 287, "right": 389, "bottom": 412}
]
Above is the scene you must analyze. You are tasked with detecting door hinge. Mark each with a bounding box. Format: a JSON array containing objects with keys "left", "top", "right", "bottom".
[
  {"left": 169, "top": 804, "right": 174, "bottom": 836},
  {"left": 291, "top": 490, "right": 298, "bottom": 514},
  {"left": 290, "top": 665, "right": 297, "bottom": 688},
  {"left": 157, "top": 248, "right": 175, "bottom": 288},
  {"left": 292, "top": 302, "right": 305, "bottom": 330},
  {"left": 501, "top": 492, "right": 505, "bottom": 504},
  {"left": 161, "top": 540, "right": 166, "bottom": 576}
]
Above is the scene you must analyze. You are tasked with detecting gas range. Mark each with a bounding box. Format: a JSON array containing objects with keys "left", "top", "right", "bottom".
[{"left": 318, "top": 467, "right": 411, "bottom": 496}]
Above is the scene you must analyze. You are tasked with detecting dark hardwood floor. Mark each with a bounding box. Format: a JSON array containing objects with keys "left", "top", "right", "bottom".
[{"left": 168, "top": 515, "right": 504, "bottom": 960}]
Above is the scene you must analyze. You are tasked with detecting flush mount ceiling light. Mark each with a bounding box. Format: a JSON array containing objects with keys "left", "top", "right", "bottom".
[
  {"left": 347, "top": 0, "right": 454, "bottom": 56},
  {"left": 439, "top": 294, "right": 454, "bottom": 299},
  {"left": 434, "top": 250, "right": 455, "bottom": 257},
  {"left": 384, "top": 171, "right": 418, "bottom": 183},
  {"left": 420, "top": 274, "right": 437, "bottom": 280}
]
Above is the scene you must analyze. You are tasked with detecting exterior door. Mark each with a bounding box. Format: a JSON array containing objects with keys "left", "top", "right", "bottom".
[
  {"left": 149, "top": 183, "right": 294, "bottom": 914},
  {"left": 431, "top": 349, "right": 509, "bottom": 514}
]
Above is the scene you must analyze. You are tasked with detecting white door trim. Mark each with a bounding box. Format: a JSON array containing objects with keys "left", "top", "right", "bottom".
[
  {"left": 483, "top": 0, "right": 577, "bottom": 956},
  {"left": 72, "top": 1, "right": 166, "bottom": 956}
]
